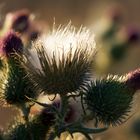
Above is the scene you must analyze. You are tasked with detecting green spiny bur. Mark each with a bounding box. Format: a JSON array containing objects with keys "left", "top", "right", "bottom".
[{"left": 84, "top": 75, "right": 134, "bottom": 126}]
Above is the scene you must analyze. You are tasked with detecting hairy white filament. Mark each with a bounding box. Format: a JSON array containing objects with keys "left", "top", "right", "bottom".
[{"left": 29, "top": 23, "right": 96, "bottom": 68}]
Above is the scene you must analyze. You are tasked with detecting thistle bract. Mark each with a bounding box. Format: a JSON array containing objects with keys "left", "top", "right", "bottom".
[
  {"left": 84, "top": 76, "right": 134, "bottom": 126},
  {"left": 24, "top": 24, "right": 96, "bottom": 95}
]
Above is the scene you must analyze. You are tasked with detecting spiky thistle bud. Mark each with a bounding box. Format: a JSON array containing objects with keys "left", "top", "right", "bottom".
[
  {"left": 0, "top": 56, "right": 37, "bottom": 106},
  {"left": 84, "top": 75, "right": 134, "bottom": 126},
  {"left": 126, "top": 68, "right": 140, "bottom": 91},
  {"left": 0, "top": 31, "right": 23, "bottom": 58},
  {"left": 23, "top": 23, "right": 96, "bottom": 95},
  {"left": 0, "top": 31, "right": 36, "bottom": 106}
]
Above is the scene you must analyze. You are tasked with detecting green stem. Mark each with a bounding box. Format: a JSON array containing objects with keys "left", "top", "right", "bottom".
[
  {"left": 51, "top": 94, "right": 69, "bottom": 137},
  {"left": 81, "top": 93, "right": 86, "bottom": 115},
  {"left": 20, "top": 103, "right": 31, "bottom": 123},
  {"left": 60, "top": 94, "right": 69, "bottom": 121}
]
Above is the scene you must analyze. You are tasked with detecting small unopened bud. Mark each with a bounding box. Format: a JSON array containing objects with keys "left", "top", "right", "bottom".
[
  {"left": 0, "top": 31, "right": 23, "bottom": 57},
  {"left": 126, "top": 68, "right": 140, "bottom": 91}
]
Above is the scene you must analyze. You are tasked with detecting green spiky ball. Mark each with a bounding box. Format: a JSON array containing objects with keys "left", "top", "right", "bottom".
[{"left": 84, "top": 76, "right": 134, "bottom": 126}]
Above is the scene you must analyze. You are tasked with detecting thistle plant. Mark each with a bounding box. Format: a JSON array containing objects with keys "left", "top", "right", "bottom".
[
  {"left": 83, "top": 76, "right": 134, "bottom": 126},
  {"left": 0, "top": 9, "right": 139, "bottom": 140}
]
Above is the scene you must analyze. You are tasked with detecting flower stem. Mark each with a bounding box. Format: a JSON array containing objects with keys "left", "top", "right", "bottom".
[{"left": 60, "top": 94, "right": 69, "bottom": 122}]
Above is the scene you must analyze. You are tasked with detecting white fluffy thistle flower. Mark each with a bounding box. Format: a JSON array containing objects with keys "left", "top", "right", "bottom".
[
  {"left": 41, "top": 23, "right": 96, "bottom": 63},
  {"left": 24, "top": 23, "right": 96, "bottom": 95}
]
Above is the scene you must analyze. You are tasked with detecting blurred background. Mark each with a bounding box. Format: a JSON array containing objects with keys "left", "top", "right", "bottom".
[
  {"left": 0, "top": 0, "right": 139, "bottom": 25},
  {"left": 0, "top": 0, "right": 140, "bottom": 140}
]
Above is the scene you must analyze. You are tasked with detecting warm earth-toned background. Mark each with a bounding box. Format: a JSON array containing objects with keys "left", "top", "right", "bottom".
[{"left": 0, "top": 0, "right": 140, "bottom": 140}]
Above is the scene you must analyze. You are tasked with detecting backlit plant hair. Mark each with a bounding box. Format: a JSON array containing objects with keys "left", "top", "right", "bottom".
[{"left": 23, "top": 23, "right": 96, "bottom": 96}]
